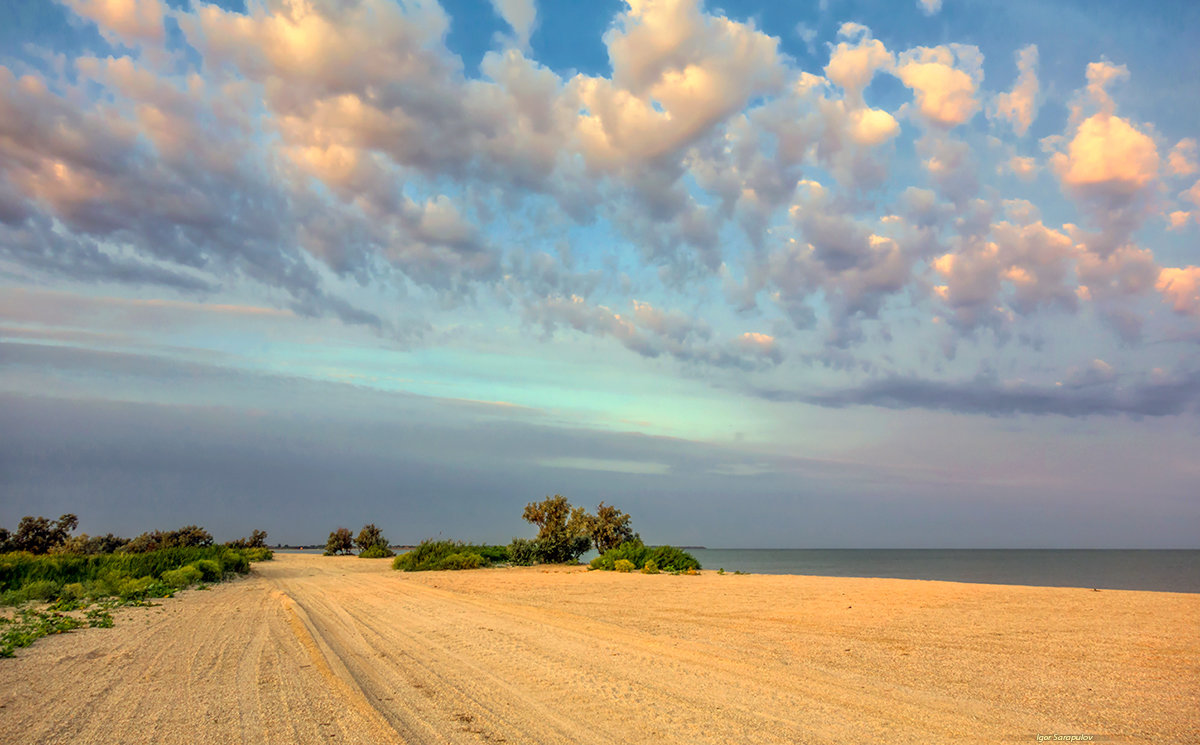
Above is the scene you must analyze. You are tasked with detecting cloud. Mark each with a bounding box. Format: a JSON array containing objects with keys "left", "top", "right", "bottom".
[
  {"left": 756, "top": 370, "right": 1200, "bottom": 418},
  {"left": 1156, "top": 266, "right": 1200, "bottom": 315},
  {"left": 992, "top": 45, "right": 1039, "bottom": 136},
  {"left": 524, "top": 294, "right": 781, "bottom": 369},
  {"left": 895, "top": 44, "right": 983, "bottom": 128},
  {"left": 1168, "top": 138, "right": 1198, "bottom": 177},
  {"left": 1005, "top": 155, "right": 1039, "bottom": 181},
  {"left": 917, "top": 0, "right": 943, "bottom": 16},
  {"left": 61, "top": 0, "right": 165, "bottom": 45},
  {"left": 490, "top": 0, "right": 538, "bottom": 50},
  {"left": 575, "top": 0, "right": 786, "bottom": 170},
  {"left": 824, "top": 23, "right": 893, "bottom": 104},
  {"left": 1054, "top": 113, "right": 1159, "bottom": 195}
]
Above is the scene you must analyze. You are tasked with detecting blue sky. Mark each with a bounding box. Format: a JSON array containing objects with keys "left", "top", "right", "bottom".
[{"left": 1, "top": 0, "right": 1198, "bottom": 547}]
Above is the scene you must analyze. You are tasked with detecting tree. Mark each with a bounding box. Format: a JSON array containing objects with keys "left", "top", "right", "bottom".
[
  {"left": 162, "top": 525, "right": 214, "bottom": 548},
  {"left": 522, "top": 495, "right": 592, "bottom": 564},
  {"left": 12, "top": 514, "right": 78, "bottom": 554},
  {"left": 589, "top": 502, "right": 636, "bottom": 554},
  {"left": 227, "top": 529, "right": 268, "bottom": 549},
  {"left": 325, "top": 527, "right": 354, "bottom": 556},
  {"left": 355, "top": 524, "right": 386, "bottom": 551}
]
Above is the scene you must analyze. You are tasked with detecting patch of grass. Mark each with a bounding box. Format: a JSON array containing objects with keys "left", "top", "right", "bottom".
[
  {"left": 85, "top": 608, "right": 113, "bottom": 628},
  {"left": 0, "top": 609, "right": 85, "bottom": 658}
]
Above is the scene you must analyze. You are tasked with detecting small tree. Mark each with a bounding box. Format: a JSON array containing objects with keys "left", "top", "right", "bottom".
[
  {"left": 589, "top": 502, "right": 636, "bottom": 554},
  {"left": 356, "top": 524, "right": 385, "bottom": 551},
  {"left": 325, "top": 527, "right": 354, "bottom": 555},
  {"left": 355, "top": 523, "right": 393, "bottom": 556},
  {"left": 522, "top": 495, "right": 592, "bottom": 564},
  {"left": 355, "top": 524, "right": 393, "bottom": 558}
]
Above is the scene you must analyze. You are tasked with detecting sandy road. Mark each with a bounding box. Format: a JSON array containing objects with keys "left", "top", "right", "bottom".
[{"left": 1, "top": 553, "right": 1196, "bottom": 744}]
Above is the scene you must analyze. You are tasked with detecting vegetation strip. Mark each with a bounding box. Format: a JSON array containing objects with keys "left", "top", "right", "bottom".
[{"left": 0, "top": 516, "right": 274, "bottom": 657}]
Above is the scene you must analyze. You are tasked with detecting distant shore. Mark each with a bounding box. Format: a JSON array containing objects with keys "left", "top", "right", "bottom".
[{"left": 4, "top": 553, "right": 1193, "bottom": 744}]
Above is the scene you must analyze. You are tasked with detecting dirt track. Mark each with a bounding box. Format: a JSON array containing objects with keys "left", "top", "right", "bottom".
[{"left": 0, "top": 553, "right": 1196, "bottom": 744}]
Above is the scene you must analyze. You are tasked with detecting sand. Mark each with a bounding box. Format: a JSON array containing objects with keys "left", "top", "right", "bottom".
[{"left": 0, "top": 553, "right": 1196, "bottom": 744}]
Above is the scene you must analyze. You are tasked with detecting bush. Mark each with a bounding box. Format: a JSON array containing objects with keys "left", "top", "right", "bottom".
[
  {"left": 162, "top": 565, "right": 203, "bottom": 589},
  {"left": 392, "top": 539, "right": 503, "bottom": 571},
  {"left": 116, "top": 576, "right": 172, "bottom": 601},
  {"left": 589, "top": 541, "right": 700, "bottom": 573},
  {"left": 641, "top": 559, "right": 660, "bottom": 574},
  {"left": 589, "top": 540, "right": 650, "bottom": 571},
  {"left": 358, "top": 544, "right": 394, "bottom": 559},
  {"left": 22, "top": 580, "right": 60, "bottom": 602},
  {"left": 439, "top": 552, "right": 483, "bottom": 570},
  {"left": 241, "top": 547, "right": 274, "bottom": 562},
  {"left": 508, "top": 538, "right": 537, "bottom": 566},
  {"left": 647, "top": 545, "right": 701, "bottom": 572},
  {"left": 614, "top": 559, "right": 635, "bottom": 573},
  {"left": 192, "top": 559, "right": 222, "bottom": 582},
  {"left": 219, "top": 550, "right": 250, "bottom": 575}
]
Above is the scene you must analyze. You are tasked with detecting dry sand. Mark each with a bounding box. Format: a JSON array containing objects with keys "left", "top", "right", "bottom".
[{"left": 0, "top": 553, "right": 1196, "bottom": 744}]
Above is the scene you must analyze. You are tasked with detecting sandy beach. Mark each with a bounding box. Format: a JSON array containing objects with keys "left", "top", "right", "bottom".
[{"left": 0, "top": 553, "right": 1196, "bottom": 744}]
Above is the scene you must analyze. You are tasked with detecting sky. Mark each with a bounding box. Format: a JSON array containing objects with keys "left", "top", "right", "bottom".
[{"left": 1, "top": 0, "right": 1198, "bottom": 548}]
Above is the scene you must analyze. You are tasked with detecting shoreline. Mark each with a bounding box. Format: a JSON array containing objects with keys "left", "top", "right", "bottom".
[{"left": 2, "top": 553, "right": 1194, "bottom": 744}]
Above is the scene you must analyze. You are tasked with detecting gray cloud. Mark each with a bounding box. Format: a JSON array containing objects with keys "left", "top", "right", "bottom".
[{"left": 757, "top": 371, "right": 1200, "bottom": 418}]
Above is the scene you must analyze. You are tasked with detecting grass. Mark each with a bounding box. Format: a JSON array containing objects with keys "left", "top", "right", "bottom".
[{"left": 0, "top": 609, "right": 84, "bottom": 658}]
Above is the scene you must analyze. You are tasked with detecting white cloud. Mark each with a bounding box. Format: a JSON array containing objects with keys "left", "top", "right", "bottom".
[
  {"left": 490, "top": 0, "right": 538, "bottom": 50},
  {"left": 61, "top": 0, "right": 165, "bottom": 45},
  {"left": 917, "top": 0, "right": 943, "bottom": 16},
  {"left": 1156, "top": 266, "right": 1200, "bottom": 315},
  {"left": 895, "top": 44, "right": 983, "bottom": 128},
  {"left": 1168, "top": 138, "right": 1198, "bottom": 177},
  {"left": 992, "top": 45, "right": 1039, "bottom": 136}
]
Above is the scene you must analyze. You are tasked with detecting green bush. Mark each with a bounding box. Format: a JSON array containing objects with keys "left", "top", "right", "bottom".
[
  {"left": 162, "top": 565, "right": 203, "bottom": 589},
  {"left": 21, "top": 580, "right": 60, "bottom": 602},
  {"left": 614, "top": 559, "right": 635, "bottom": 573},
  {"left": 508, "top": 538, "right": 537, "bottom": 566},
  {"left": 357, "top": 544, "right": 394, "bottom": 559},
  {"left": 219, "top": 550, "right": 250, "bottom": 576},
  {"left": 589, "top": 541, "right": 700, "bottom": 573},
  {"left": 192, "top": 559, "right": 222, "bottom": 582},
  {"left": 116, "top": 576, "right": 172, "bottom": 601},
  {"left": 647, "top": 545, "right": 701, "bottom": 572},
  {"left": 392, "top": 539, "right": 504, "bottom": 571},
  {"left": 641, "top": 559, "right": 660, "bottom": 574},
  {"left": 439, "top": 552, "right": 483, "bottom": 570},
  {"left": 241, "top": 547, "right": 274, "bottom": 562},
  {"left": 589, "top": 540, "right": 650, "bottom": 571}
]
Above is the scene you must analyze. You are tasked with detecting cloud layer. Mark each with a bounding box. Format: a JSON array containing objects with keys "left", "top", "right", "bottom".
[{"left": 1, "top": 0, "right": 1197, "bottom": 418}]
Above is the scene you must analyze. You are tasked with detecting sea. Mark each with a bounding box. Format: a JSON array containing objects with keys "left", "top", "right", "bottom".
[{"left": 684, "top": 549, "right": 1200, "bottom": 593}]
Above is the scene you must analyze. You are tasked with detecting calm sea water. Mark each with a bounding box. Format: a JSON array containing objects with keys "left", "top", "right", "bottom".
[{"left": 686, "top": 549, "right": 1200, "bottom": 593}]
